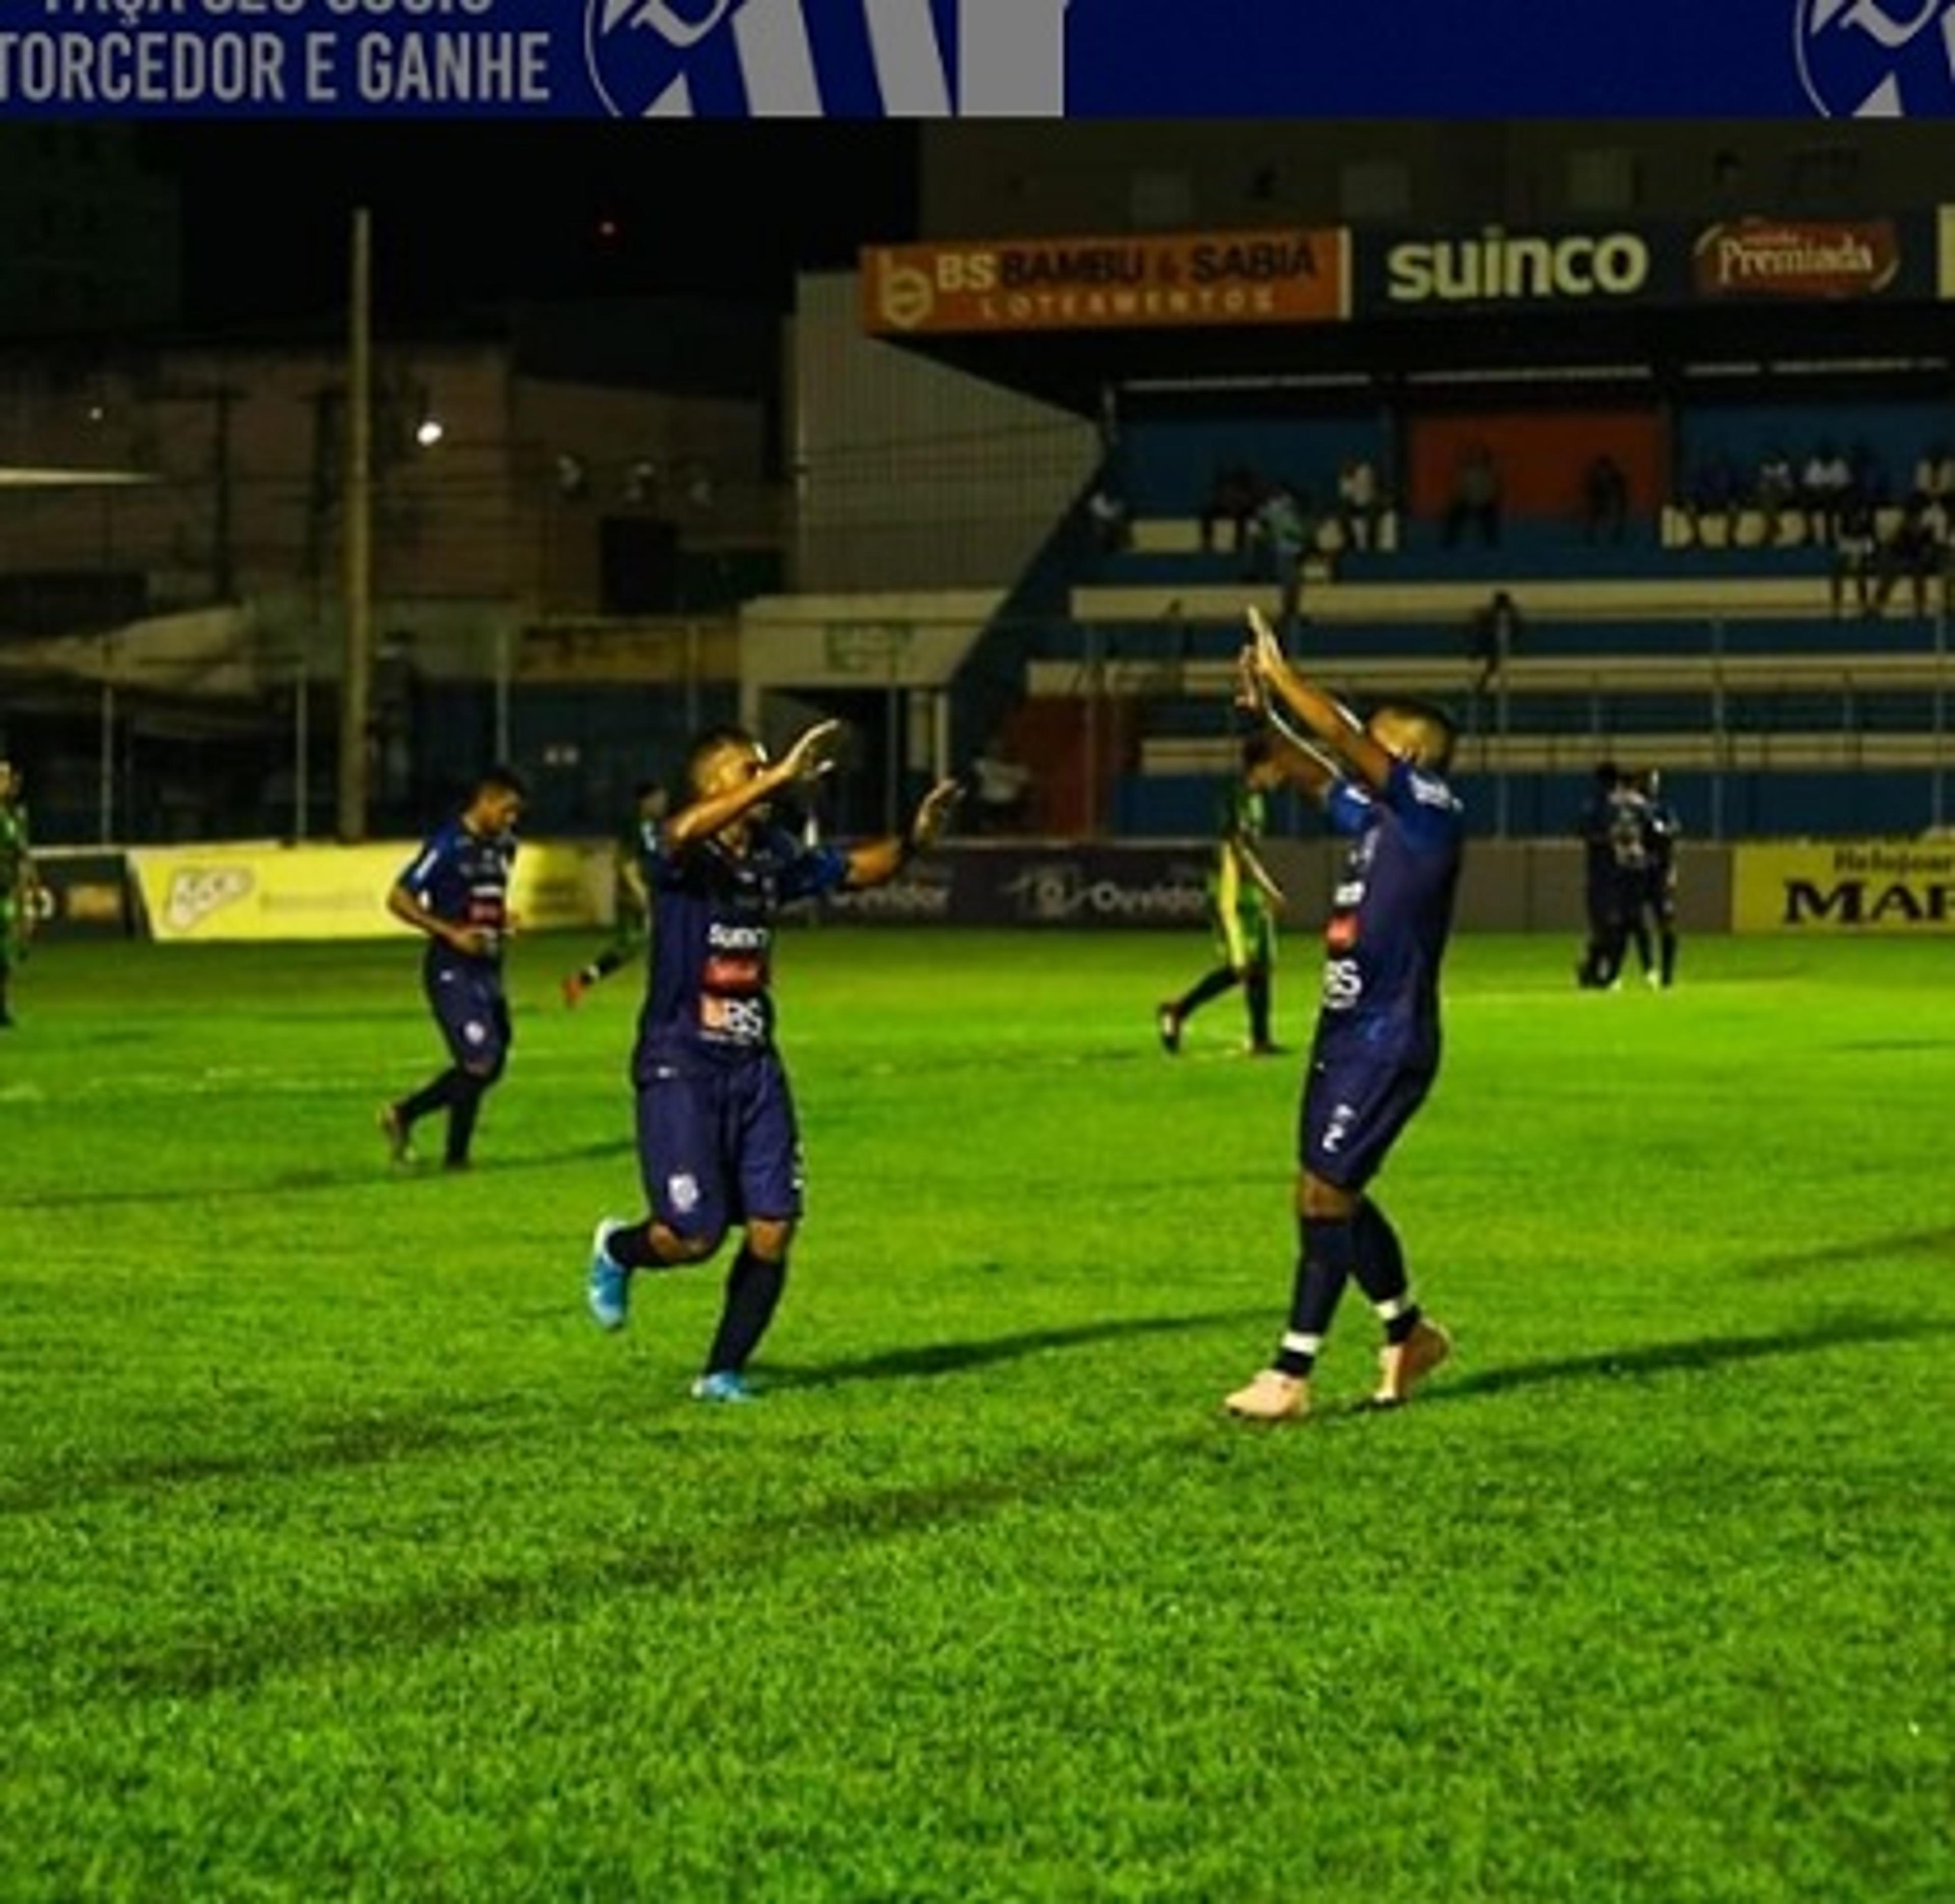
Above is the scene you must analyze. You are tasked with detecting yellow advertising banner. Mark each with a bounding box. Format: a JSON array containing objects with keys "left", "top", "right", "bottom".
[
  {"left": 1732, "top": 840, "right": 1955, "bottom": 933},
  {"left": 860, "top": 228, "right": 1351, "bottom": 335},
  {"left": 129, "top": 842, "right": 607, "bottom": 943}
]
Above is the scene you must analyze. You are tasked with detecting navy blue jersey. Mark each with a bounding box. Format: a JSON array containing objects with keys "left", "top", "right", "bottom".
[
  {"left": 1605, "top": 786, "right": 1652, "bottom": 881},
  {"left": 635, "top": 823, "right": 849, "bottom": 1066},
  {"left": 1576, "top": 789, "right": 1615, "bottom": 889},
  {"left": 397, "top": 820, "right": 517, "bottom": 968},
  {"left": 1642, "top": 798, "right": 1681, "bottom": 879},
  {"left": 1318, "top": 758, "right": 1465, "bottom": 1061}
]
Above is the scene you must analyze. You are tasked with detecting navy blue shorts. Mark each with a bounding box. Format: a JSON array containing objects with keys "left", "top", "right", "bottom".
[
  {"left": 635, "top": 1051, "right": 803, "bottom": 1241},
  {"left": 426, "top": 958, "right": 511, "bottom": 1079},
  {"left": 1299, "top": 1051, "right": 1435, "bottom": 1192}
]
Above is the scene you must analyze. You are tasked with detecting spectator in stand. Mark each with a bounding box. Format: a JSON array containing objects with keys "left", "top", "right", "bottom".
[
  {"left": 970, "top": 737, "right": 1034, "bottom": 835},
  {"left": 1872, "top": 498, "right": 1944, "bottom": 621},
  {"left": 1443, "top": 442, "right": 1501, "bottom": 547},
  {"left": 1830, "top": 489, "right": 1879, "bottom": 619},
  {"left": 1200, "top": 463, "right": 1261, "bottom": 555},
  {"left": 1336, "top": 455, "right": 1383, "bottom": 551},
  {"left": 1467, "top": 589, "right": 1522, "bottom": 694},
  {"left": 1688, "top": 451, "right": 1742, "bottom": 544},
  {"left": 1755, "top": 449, "right": 1797, "bottom": 545},
  {"left": 1087, "top": 480, "right": 1130, "bottom": 556},
  {"left": 1801, "top": 441, "right": 1852, "bottom": 546},
  {"left": 1250, "top": 484, "right": 1310, "bottom": 627},
  {"left": 1911, "top": 442, "right": 1955, "bottom": 509},
  {"left": 1581, "top": 453, "right": 1630, "bottom": 545}
]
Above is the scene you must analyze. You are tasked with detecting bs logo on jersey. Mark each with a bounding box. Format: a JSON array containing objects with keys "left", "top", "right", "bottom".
[{"left": 1796, "top": 0, "right": 1955, "bottom": 117}]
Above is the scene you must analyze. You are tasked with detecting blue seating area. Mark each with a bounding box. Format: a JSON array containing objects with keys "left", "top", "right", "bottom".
[
  {"left": 1001, "top": 606, "right": 1952, "bottom": 842},
  {"left": 1059, "top": 611, "right": 1949, "bottom": 663},
  {"left": 971, "top": 397, "right": 1955, "bottom": 842},
  {"left": 1120, "top": 417, "right": 1385, "bottom": 517},
  {"left": 1331, "top": 528, "right": 1831, "bottom": 584},
  {"left": 1678, "top": 400, "right": 1955, "bottom": 498},
  {"left": 1100, "top": 398, "right": 1955, "bottom": 596},
  {"left": 1101, "top": 517, "right": 1841, "bottom": 585}
]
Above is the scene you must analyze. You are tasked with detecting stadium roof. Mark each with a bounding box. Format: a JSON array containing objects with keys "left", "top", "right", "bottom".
[{"left": 885, "top": 299, "right": 1955, "bottom": 413}]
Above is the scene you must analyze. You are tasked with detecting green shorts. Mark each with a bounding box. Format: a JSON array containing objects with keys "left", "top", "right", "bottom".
[{"left": 1211, "top": 898, "right": 1275, "bottom": 973}]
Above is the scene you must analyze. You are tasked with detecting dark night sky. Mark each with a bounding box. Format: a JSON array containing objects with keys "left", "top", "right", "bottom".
[{"left": 137, "top": 123, "right": 920, "bottom": 328}]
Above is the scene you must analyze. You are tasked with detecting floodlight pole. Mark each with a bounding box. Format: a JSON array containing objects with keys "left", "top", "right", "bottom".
[{"left": 338, "top": 205, "right": 375, "bottom": 843}]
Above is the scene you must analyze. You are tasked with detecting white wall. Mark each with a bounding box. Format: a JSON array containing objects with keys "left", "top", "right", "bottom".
[{"left": 789, "top": 270, "right": 1099, "bottom": 593}]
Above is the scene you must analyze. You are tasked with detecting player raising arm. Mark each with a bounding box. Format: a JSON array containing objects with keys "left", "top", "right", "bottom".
[
  {"left": 1224, "top": 608, "right": 1463, "bottom": 1423},
  {"left": 584, "top": 719, "right": 961, "bottom": 1402}
]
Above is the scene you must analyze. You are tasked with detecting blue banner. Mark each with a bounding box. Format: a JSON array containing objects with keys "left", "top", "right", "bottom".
[{"left": 0, "top": 0, "right": 1951, "bottom": 116}]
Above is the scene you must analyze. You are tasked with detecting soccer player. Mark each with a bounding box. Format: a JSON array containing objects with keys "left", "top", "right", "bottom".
[
  {"left": 1574, "top": 762, "right": 1619, "bottom": 989},
  {"left": 1593, "top": 771, "right": 1653, "bottom": 990},
  {"left": 1224, "top": 608, "right": 1461, "bottom": 1423},
  {"left": 1157, "top": 737, "right": 1288, "bottom": 1057},
  {"left": 0, "top": 757, "right": 40, "bottom": 1030},
  {"left": 584, "top": 720, "right": 961, "bottom": 1403},
  {"left": 1635, "top": 767, "right": 1682, "bottom": 989},
  {"left": 379, "top": 765, "right": 527, "bottom": 1172},
  {"left": 562, "top": 779, "right": 668, "bottom": 1007}
]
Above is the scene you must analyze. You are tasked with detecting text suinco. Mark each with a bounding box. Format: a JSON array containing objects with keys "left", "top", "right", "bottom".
[{"left": 1385, "top": 227, "right": 1651, "bottom": 305}]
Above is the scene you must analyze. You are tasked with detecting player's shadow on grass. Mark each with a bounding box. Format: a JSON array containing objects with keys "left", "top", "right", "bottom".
[
  {"left": 63, "top": 1435, "right": 1183, "bottom": 1707},
  {"left": 1828, "top": 1038, "right": 1955, "bottom": 1053},
  {"left": 774, "top": 1309, "right": 1268, "bottom": 1390},
  {"left": 0, "top": 1139, "right": 636, "bottom": 1209},
  {"left": 0, "top": 1396, "right": 551, "bottom": 1519},
  {"left": 1740, "top": 1226, "right": 1955, "bottom": 1279},
  {"left": 1418, "top": 1312, "right": 1951, "bottom": 1409}
]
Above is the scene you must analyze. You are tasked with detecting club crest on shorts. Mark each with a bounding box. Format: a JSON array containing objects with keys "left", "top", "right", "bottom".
[
  {"left": 668, "top": 1172, "right": 701, "bottom": 1215},
  {"left": 464, "top": 1020, "right": 488, "bottom": 1046},
  {"left": 1796, "top": 0, "right": 1955, "bottom": 117}
]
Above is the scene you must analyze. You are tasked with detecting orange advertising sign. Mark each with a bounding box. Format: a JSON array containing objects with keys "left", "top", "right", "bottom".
[{"left": 860, "top": 229, "right": 1350, "bottom": 335}]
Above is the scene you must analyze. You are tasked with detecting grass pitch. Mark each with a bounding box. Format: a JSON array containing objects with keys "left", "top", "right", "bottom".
[{"left": 1, "top": 928, "right": 1950, "bottom": 1901}]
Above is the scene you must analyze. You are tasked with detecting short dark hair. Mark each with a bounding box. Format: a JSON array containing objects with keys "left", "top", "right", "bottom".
[
  {"left": 476, "top": 763, "right": 528, "bottom": 800},
  {"left": 684, "top": 725, "right": 760, "bottom": 795},
  {"left": 1241, "top": 735, "right": 1275, "bottom": 770},
  {"left": 632, "top": 777, "right": 664, "bottom": 803},
  {"left": 1594, "top": 760, "right": 1620, "bottom": 785},
  {"left": 1375, "top": 698, "right": 1458, "bottom": 771}
]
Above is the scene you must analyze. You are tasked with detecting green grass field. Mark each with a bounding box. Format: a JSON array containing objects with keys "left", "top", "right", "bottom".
[{"left": 1, "top": 928, "right": 1950, "bottom": 1901}]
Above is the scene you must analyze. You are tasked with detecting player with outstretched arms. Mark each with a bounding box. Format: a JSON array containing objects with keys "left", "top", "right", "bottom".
[
  {"left": 1224, "top": 609, "right": 1463, "bottom": 1423},
  {"left": 585, "top": 719, "right": 961, "bottom": 1402}
]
